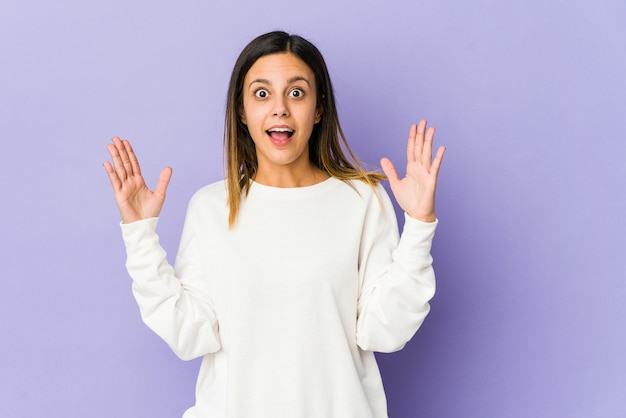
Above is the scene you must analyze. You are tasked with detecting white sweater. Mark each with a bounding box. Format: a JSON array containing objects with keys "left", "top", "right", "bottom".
[{"left": 121, "top": 177, "right": 437, "bottom": 418}]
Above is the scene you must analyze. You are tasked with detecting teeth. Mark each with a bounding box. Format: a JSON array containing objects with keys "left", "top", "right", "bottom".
[{"left": 267, "top": 128, "right": 293, "bottom": 133}]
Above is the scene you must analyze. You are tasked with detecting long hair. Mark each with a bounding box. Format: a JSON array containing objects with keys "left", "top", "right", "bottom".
[{"left": 224, "top": 31, "right": 384, "bottom": 227}]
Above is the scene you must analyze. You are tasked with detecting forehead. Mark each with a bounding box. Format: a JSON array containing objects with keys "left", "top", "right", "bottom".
[{"left": 244, "top": 53, "right": 315, "bottom": 84}]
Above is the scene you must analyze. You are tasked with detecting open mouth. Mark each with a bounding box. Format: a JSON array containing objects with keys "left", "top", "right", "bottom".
[{"left": 266, "top": 127, "right": 294, "bottom": 141}]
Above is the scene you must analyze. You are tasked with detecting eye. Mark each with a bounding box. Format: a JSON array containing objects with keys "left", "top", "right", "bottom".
[
  {"left": 254, "top": 88, "right": 269, "bottom": 99},
  {"left": 289, "top": 88, "right": 304, "bottom": 98}
]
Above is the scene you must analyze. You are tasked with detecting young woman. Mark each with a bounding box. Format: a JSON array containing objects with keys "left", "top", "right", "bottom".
[{"left": 104, "top": 31, "right": 445, "bottom": 418}]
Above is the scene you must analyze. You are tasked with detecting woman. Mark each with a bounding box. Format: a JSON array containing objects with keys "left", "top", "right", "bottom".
[{"left": 104, "top": 31, "right": 445, "bottom": 418}]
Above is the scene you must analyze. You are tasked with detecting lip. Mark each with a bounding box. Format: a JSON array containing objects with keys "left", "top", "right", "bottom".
[
  {"left": 266, "top": 124, "right": 295, "bottom": 147},
  {"left": 266, "top": 124, "right": 294, "bottom": 132}
]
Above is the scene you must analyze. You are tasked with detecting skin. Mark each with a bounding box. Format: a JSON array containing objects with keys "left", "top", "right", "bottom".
[
  {"left": 103, "top": 137, "right": 172, "bottom": 224},
  {"left": 104, "top": 55, "right": 445, "bottom": 224},
  {"left": 381, "top": 120, "right": 446, "bottom": 222},
  {"left": 240, "top": 52, "right": 324, "bottom": 188}
]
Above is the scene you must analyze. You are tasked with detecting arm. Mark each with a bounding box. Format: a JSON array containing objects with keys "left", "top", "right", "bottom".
[
  {"left": 355, "top": 188, "right": 437, "bottom": 353},
  {"left": 356, "top": 120, "right": 445, "bottom": 352},
  {"left": 121, "top": 210, "right": 221, "bottom": 360},
  {"left": 105, "top": 138, "right": 220, "bottom": 359}
]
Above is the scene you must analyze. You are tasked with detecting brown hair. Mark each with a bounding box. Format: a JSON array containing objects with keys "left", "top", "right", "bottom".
[{"left": 224, "top": 31, "right": 384, "bottom": 227}]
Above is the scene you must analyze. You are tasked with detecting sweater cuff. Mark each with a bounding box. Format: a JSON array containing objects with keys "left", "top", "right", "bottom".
[
  {"left": 398, "top": 213, "right": 438, "bottom": 252},
  {"left": 120, "top": 217, "right": 159, "bottom": 246}
]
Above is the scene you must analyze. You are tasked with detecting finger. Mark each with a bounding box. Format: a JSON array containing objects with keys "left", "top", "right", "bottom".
[
  {"left": 111, "top": 137, "right": 134, "bottom": 179},
  {"left": 430, "top": 145, "right": 446, "bottom": 178},
  {"left": 124, "top": 140, "right": 142, "bottom": 178},
  {"left": 380, "top": 157, "right": 400, "bottom": 182},
  {"left": 154, "top": 167, "right": 173, "bottom": 198},
  {"left": 118, "top": 139, "right": 135, "bottom": 178},
  {"left": 108, "top": 140, "right": 128, "bottom": 181},
  {"left": 414, "top": 120, "right": 427, "bottom": 163},
  {"left": 422, "top": 126, "right": 435, "bottom": 168},
  {"left": 103, "top": 160, "right": 122, "bottom": 191},
  {"left": 406, "top": 124, "right": 417, "bottom": 163}
]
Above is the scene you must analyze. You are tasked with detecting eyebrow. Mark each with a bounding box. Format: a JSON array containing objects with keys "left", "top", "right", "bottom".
[{"left": 248, "top": 76, "right": 312, "bottom": 88}]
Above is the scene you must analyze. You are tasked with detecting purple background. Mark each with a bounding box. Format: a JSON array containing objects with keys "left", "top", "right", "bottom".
[{"left": 1, "top": 0, "right": 625, "bottom": 417}]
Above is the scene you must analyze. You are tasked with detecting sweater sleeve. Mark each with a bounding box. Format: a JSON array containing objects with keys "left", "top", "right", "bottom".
[
  {"left": 121, "top": 211, "right": 221, "bottom": 360},
  {"left": 355, "top": 186, "right": 437, "bottom": 353}
]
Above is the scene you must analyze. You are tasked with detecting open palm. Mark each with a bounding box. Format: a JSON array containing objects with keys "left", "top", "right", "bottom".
[
  {"left": 103, "top": 137, "right": 172, "bottom": 224},
  {"left": 380, "top": 120, "right": 445, "bottom": 223}
]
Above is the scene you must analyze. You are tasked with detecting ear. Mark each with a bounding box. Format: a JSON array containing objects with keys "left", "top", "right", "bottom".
[
  {"left": 314, "top": 105, "right": 323, "bottom": 124},
  {"left": 238, "top": 105, "right": 247, "bottom": 125}
]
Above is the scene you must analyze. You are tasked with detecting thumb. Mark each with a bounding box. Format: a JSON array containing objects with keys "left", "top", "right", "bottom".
[
  {"left": 380, "top": 158, "right": 399, "bottom": 184},
  {"left": 154, "top": 167, "right": 173, "bottom": 197}
]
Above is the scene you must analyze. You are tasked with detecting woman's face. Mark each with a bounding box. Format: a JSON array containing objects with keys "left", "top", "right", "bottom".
[{"left": 240, "top": 53, "right": 321, "bottom": 180}]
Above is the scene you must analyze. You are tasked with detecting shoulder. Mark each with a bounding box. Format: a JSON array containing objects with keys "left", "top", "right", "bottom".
[
  {"left": 188, "top": 179, "right": 228, "bottom": 209},
  {"left": 341, "top": 178, "right": 392, "bottom": 205},
  {"left": 323, "top": 178, "right": 394, "bottom": 222}
]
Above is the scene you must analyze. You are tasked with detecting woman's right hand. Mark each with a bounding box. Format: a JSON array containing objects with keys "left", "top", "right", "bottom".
[{"left": 103, "top": 137, "right": 172, "bottom": 224}]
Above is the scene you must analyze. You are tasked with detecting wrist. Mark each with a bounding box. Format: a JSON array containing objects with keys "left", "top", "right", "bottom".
[{"left": 406, "top": 211, "right": 436, "bottom": 223}]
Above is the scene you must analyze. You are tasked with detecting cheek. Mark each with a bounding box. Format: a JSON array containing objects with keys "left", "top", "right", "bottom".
[
  {"left": 241, "top": 102, "right": 267, "bottom": 127},
  {"left": 240, "top": 108, "right": 257, "bottom": 128},
  {"left": 240, "top": 97, "right": 262, "bottom": 125}
]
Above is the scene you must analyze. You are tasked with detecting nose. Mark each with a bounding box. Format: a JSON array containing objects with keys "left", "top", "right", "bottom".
[{"left": 272, "top": 96, "right": 289, "bottom": 117}]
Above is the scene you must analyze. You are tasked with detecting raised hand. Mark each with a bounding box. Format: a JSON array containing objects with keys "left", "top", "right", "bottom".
[
  {"left": 380, "top": 120, "right": 445, "bottom": 223},
  {"left": 103, "top": 137, "right": 172, "bottom": 224}
]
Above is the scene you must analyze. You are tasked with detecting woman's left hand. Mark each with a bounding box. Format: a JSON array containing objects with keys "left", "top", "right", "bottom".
[{"left": 380, "top": 120, "right": 446, "bottom": 223}]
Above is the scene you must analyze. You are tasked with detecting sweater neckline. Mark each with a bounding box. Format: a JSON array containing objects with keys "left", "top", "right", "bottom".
[{"left": 249, "top": 176, "right": 339, "bottom": 197}]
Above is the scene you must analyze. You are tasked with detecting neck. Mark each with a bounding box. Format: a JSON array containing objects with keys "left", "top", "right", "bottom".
[{"left": 253, "top": 163, "right": 329, "bottom": 188}]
